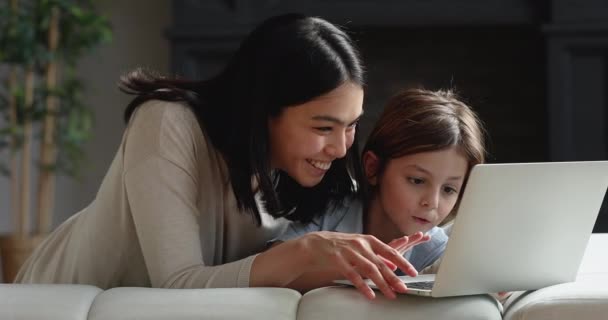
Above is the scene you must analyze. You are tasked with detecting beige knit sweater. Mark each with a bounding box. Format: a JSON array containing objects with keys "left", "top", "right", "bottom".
[{"left": 16, "top": 100, "right": 289, "bottom": 289}]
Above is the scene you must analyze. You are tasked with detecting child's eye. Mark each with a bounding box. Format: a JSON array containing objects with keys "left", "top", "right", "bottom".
[
  {"left": 443, "top": 186, "right": 458, "bottom": 195},
  {"left": 408, "top": 177, "right": 424, "bottom": 185},
  {"left": 315, "top": 127, "right": 333, "bottom": 133}
]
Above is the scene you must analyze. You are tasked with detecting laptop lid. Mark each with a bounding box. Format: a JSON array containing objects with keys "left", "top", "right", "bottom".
[{"left": 431, "top": 161, "right": 608, "bottom": 297}]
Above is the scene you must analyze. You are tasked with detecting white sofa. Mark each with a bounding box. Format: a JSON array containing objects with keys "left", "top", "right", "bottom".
[{"left": 1, "top": 234, "right": 606, "bottom": 320}]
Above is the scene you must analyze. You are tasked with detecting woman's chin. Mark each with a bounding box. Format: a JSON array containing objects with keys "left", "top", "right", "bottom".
[{"left": 292, "top": 173, "right": 325, "bottom": 188}]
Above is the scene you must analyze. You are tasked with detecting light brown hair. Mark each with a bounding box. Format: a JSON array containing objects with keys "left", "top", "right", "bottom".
[{"left": 362, "top": 88, "right": 487, "bottom": 223}]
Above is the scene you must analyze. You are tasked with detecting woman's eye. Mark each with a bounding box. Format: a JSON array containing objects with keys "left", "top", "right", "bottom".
[
  {"left": 315, "top": 127, "right": 333, "bottom": 132},
  {"left": 408, "top": 177, "right": 424, "bottom": 185}
]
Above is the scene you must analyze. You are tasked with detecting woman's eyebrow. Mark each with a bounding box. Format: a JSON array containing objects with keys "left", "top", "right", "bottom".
[{"left": 311, "top": 113, "right": 363, "bottom": 126}]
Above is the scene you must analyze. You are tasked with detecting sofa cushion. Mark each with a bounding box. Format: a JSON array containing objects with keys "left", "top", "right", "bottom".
[
  {"left": 297, "top": 286, "right": 502, "bottom": 320},
  {"left": 0, "top": 284, "right": 102, "bottom": 320},
  {"left": 503, "top": 233, "right": 608, "bottom": 320},
  {"left": 502, "top": 277, "right": 608, "bottom": 320},
  {"left": 87, "top": 287, "right": 301, "bottom": 320}
]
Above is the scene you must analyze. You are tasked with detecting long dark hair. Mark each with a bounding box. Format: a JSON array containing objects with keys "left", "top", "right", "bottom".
[{"left": 118, "top": 14, "right": 365, "bottom": 225}]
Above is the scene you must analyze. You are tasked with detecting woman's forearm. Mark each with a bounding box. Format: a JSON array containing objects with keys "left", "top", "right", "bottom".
[
  {"left": 252, "top": 238, "right": 341, "bottom": 291},
  {"left": 284, "top": 269, "right": 343, "bottom": 292},
  {"left": 249, "top": 237, "right": 313, "bottom": 287}
]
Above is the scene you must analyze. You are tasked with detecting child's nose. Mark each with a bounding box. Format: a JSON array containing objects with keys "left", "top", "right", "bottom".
[{"left": 420, "top": 190, "right": 440, "bottom": 209}]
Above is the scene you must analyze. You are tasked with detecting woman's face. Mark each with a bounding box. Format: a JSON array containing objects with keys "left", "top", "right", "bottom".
[
  {"left": 365, "top": 147, "right": 468, "bottom": 237},
  {"left": 268, "top": 82, "right": 364, "bottom": 187}
]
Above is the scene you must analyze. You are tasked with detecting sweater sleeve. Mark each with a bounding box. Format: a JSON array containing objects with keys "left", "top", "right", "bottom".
[{"left": 123, "top": 101, "right": 254, "bottom": 288}]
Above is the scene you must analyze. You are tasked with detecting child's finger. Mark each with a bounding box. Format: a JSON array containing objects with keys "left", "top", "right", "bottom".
[{"left": 393, "top": 234, "right": 431, "bottom": 253}]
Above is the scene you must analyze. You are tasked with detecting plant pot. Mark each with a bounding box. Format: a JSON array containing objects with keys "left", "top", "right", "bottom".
[{"left": 0, "top": 234, "right": 46, "bottom": 283}]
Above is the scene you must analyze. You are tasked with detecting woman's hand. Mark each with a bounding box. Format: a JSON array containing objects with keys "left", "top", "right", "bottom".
[{"left": 299, "top": 231, "right": 430, "bottom": 299}]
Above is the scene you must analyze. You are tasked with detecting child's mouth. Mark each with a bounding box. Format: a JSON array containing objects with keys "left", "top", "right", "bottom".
[{"left": 413, "top": 216, "right": 430, "bottom": 224}]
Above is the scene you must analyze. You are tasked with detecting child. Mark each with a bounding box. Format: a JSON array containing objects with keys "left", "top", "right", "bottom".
[{"left": 273, "top": 88, "right": 487, "bottom": 299}]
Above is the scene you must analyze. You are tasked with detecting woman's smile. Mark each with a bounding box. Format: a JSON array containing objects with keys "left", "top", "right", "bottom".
[{"left": 307, "top": 159, "right": 332, "bottom": 171}]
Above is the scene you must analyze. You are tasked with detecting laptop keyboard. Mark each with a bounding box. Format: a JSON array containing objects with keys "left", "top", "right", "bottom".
[{"left": 405, "top": 281, "right": 435, "bottom": 290}]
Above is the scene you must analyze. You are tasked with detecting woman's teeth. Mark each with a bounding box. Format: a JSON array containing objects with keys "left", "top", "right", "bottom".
[{"left": 308, "top": 159, "right": 331, "bottom": 170}]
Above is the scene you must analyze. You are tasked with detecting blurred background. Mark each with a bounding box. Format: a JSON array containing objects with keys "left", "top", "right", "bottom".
[{"left": 1, "top": 0, "right": 607, "bottom": 280}]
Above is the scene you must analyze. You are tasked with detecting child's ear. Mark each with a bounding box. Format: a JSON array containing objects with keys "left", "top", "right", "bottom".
[{"left": 363, "top": 151, "right": 380, "bottom": 185}]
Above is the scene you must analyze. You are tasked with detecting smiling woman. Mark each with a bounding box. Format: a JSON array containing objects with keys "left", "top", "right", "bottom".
[
  {"left": 268, "top": 82, "right": 364, "bottom": 187},
  {"left": 13, "top": 13, "right": 419, "bottom": 300}
]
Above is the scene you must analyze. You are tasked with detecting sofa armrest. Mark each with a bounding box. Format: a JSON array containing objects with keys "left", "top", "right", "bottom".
[
  {"left": 503, "top": 233, "right": 608, "bottom": 320},
  {"left": 502, "top": 278, "right": 608, "bottom": 320}
]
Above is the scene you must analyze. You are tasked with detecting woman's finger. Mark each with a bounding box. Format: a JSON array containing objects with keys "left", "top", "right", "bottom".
[
  {"left": 369, "top": 236, "right": 419, "bottom": 277},
  {"left": 379, "top": 255, "right": 397, "bottom": 271},
  {"left": 346, "top": 250, "right": 399, "bottom": 299},
  {"left": 351, "top": 238, "right": 410, "bottom": 294},
  {"left": 334, "top": 252, "right": 376, "bottom": 299}
]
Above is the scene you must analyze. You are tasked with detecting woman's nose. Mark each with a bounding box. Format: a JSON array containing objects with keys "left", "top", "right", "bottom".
[{"left": 325, "top": 131, "right": 348, "bottom": 158}]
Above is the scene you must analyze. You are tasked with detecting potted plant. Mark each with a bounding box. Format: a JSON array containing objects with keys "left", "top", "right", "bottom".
[{"left": 0, "top": 0, "right": 111, "bottom": 282}]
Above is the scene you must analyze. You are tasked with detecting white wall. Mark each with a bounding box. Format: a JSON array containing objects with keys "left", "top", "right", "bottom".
[{"left": 0, "top": 0, "right": 171, "bottom": 281}]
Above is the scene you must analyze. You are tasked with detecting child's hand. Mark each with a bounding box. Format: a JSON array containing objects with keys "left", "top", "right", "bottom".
[
  {"left": 377, "top": 232, "right": 430, "bottom": 272},
  {"left": 388, "top": 232, "right": 431, "bottom": 255}
]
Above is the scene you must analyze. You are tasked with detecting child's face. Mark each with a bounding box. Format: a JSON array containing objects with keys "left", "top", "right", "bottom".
[
  {"left": 368, "top": 147, "right": 468, "bottom": 236},
  {"left": 268, "top": 82, "right": 363, "bottom": 187}
]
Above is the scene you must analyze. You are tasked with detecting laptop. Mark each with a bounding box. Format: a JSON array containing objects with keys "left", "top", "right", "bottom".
[{"left": 335, "top": 161, "right": 608, "bottom": 297}]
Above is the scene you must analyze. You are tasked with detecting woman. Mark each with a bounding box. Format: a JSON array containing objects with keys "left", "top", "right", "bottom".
[{"left": 16, "top": 14, "right": 416, "bottom": 297}]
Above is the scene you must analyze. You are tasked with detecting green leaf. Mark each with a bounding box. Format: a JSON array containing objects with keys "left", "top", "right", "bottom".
[{"left": 0, "top": 0, "right": 112, "bottom": 178}]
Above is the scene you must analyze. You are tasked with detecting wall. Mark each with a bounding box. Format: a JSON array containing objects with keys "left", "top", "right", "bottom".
[
  {"left": 0, "top": 0, "right": 171, "bottom": 281},
  {"left": 169, "top": 0, "right": 608, "bottom": 232}
]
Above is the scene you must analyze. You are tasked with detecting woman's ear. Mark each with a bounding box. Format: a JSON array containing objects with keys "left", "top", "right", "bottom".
[{"left": 363, "top": 151, "right": 380, "bottom": 185}]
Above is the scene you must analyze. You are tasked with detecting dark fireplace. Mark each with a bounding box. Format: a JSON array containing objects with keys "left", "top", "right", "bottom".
[
  {"left": 168, "top": 0, "right": 608, "bottom": 231},
  {"left": 352, "top": 26, "right": 547, "bottom": 163}
]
